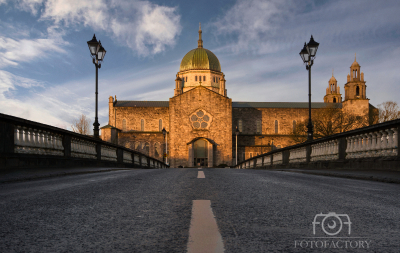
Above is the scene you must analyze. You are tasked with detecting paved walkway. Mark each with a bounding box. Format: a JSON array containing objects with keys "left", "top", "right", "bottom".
[
  {"left": 1, "top": 167, "right": 399, "bottom": 184},
  {"left": 0, "top": 167, "right": 136, "bottom": 183},
  {"left": 281, "top": 168, "right": 400, "bottom": 184}
]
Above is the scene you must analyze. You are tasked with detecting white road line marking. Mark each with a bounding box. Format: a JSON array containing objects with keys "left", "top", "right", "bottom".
[
  {"left": 198, "top": 171, "right": 205, "bottom": 178},
  {"left": 187, "top": 200, "right": 225, "bottom": 253}
]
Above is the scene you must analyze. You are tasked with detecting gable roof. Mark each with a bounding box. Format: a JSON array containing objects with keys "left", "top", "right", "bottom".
[
  {"left": 113, "top": 100, "right": 342, "bottom": 109},
  {"left": 115, "top": 101, "right": 169, "bottom": 107},
  {"left": 232, "top": 102, "right": 342, "bottom": 109}
]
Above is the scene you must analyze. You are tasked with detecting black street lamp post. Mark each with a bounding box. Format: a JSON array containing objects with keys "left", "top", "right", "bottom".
[
  {"left": 299, "top": 35, "right": 319, "bottom": 141},
  {"left": 162, "top": 127, "right": 167, "bottom": 164},
  {"left": 235, "top": 126, "right": 239, "bottom": 165},
  {"left": 87, "top": 34, "right": 106, "bottom": 139}
]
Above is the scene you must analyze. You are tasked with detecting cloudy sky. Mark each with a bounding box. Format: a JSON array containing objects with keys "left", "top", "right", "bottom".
[{"left": 1, "top": 0, "right": 399, "bottom": 132}]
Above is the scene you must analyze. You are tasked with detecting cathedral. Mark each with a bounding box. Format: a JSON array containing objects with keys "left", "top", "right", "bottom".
[{"left": 101, "top": 26, "right": 373, "bottom": 167}]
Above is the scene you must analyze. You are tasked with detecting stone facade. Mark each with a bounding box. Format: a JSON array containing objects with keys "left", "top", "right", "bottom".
[{"left": 101, "top": 28, "right": 376, "bottom": 167}]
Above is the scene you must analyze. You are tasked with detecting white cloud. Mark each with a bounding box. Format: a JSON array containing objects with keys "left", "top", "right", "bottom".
[
  {"left": 0, "top": 35, "right": 67, "bottom": 67},
  {"left": 37, "top": 0, "right": 181, "bottom": 56}
]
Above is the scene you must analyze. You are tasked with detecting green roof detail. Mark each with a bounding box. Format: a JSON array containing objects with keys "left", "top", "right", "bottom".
[{"left": 180, "top": 48, "right": 221, "bottom": 72}]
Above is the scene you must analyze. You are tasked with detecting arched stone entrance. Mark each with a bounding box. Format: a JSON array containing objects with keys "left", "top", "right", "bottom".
[{"left": 188, "top": 138, "right": 214, "bottom": 167}]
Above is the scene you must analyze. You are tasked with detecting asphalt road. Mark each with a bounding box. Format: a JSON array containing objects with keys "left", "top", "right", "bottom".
[{"left": 0, "top": 168, "right": 399, "bottom": 252}]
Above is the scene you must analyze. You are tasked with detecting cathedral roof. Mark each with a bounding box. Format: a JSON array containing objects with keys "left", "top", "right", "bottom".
[
  {"left": 179, "top": 48, "right": 221, "bottom": 72},
  {"left": 179, "top": 23, "right": 221, "bottom": 72},
  {"left": 115, "top": 101, "right": 169, "bottom": 107},
  {"left": 114, "top": 101, "right": 342, "bottom": 109}
]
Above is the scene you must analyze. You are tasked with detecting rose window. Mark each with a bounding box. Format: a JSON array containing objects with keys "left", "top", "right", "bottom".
[{"left": 190, "top": 109, "right": 212, "bottom": 130}]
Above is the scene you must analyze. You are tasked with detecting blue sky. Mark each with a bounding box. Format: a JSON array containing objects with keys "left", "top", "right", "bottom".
[{"left": 1, "top": 0, "right": 399, "bottom": 132}]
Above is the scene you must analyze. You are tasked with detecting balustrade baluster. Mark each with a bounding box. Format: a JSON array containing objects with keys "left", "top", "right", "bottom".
[
  {"left": 380, "top": 130, "right": 388, "bottom": 156},
  {"left": 387, "top": 129, "right": 394, "bottom": 156},
  {"left": 391, "top": 128, "right": 398, "bottom": 155}
]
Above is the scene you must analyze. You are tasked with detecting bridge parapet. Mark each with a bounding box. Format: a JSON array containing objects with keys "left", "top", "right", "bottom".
[
  {"left": 235, "top": 119, "right": 400, "bottom": 170},
  {"left": 0, "top": 113, "right": 168, "bottom": 169}
]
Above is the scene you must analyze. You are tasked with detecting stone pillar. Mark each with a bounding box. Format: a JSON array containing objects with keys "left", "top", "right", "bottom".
[
  {"left": 188, "top": 143, "right": 194, "bottom": 167},
  {"left": 208, "top": 142, "right": 213, "bottom": 168}
]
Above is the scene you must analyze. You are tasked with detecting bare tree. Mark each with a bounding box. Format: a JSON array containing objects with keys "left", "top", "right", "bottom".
[
  {"left": 291, "top": 105, "right": 369, "bottom": 144},
  {"left": 71, "top": 114, "right": 91, "bottom": 135},
  {"left": 377, "top": 101, "right": 400, "bottom": 123}
]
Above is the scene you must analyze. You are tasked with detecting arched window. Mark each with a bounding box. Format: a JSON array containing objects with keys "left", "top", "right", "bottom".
[
  {"left": 256, "top": 120, "right": 261, "bottom": 134},
  {"left": 238, "top": 119, "right": 243, "bottom": 132},
  {"left": 199, "top": 76, "right": 201, "bottom": 82},
  {"left": 195, "top": 76, "right": 197, "bottom": 81},
  {"left": 154, "top": 143, "right": 160, "bottom": 158},
  {"left": 275, "top": 120, "right": 279, "bottom": 134},
  {"left": 213, "top": 77, "right": 215, "bottom": 82},
  {"left": 159, "top": 119, "right": 163, "bottom": 131},
  {"left": 293, "top": 120, "right": 296, "bottom": 132},
  {"left": 203, "top": 76, "right": 206, "bottom": 81},
  {"left": 144, "top": 142, "right": 149, "bottom": 155},
  {"left": 333, "top": 98, "right": 336, "bottom": 103},
  {"left": 122, "top": 119, "right": 126, "bottom": 131},
  {"left": 141, "top": 119, "right": 144, "bottom": 131},
  {"left": 134, "top": 142, "right": 140, "bottom": 150},
  {"left": 186, "top": 76, "right": 187, "bottom": 82},
  {"left": 356, "top": 86, "right": 360, "bottom": 96}
]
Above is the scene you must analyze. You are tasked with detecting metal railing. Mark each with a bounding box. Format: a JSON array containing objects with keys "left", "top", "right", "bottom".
[
  {"left": 235, "top": 119, "right": 400, "bottom": 169},
  {"left": 0, "top": 113, "right": 168, "bottom": 169}
]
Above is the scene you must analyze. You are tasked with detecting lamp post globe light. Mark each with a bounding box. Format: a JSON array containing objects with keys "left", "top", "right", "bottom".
[
  {"left": 87, "top": 34, "right": 106, "bottom": 139},
  {"left": 235, "top": 126, "right": 239, "bottom": 166},
  {"left": 299, "top": 35, "right": 319, "bottom": 141}
]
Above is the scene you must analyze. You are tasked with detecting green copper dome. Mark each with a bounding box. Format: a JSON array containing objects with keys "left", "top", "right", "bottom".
[{"left": 179, "top": 48, "right": 221, "bottom": 72}]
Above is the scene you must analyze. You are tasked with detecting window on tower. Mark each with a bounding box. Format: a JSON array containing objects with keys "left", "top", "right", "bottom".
[
  {"left": 186, "top": 77, "right": 188, "bottom": 82},
  {"left": 122, "top": 119, "right": 126, "bottom": 131},
  {"left": 333, "top": 98, "right": 336, "bottom": 103},
  {"left": 195, "top": 76, "right": 197, "bottom": 81},
  {"left": 203, "top": 76, "right": 206, "bottom": 81},
  {"left": 275, "top": 120, "right": 279, "bottom": 134},
  {"left": 293, "top": 120, "right": 296, "bottom": 133},
  {"left": 199, "top": 76, "right": 201, "bottom": 82},
  {"left": 256, "top": 120, "right": 261, "bottom": 134},
  {"left": 356, "top": 86, "right": 360, "bottom": 96}
]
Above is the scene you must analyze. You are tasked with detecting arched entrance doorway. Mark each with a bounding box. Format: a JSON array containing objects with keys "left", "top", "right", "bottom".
[
  {"left": 194, "top": 139, "right": 208, "bottom": 166},
  {"left": 188, "top": 137, "right": 214, "bottom": 167}
]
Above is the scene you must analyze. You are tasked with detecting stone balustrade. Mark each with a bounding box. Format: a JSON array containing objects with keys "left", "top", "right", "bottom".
[
  {"left": 234, "top": 118, "right": 399, "bottom": 170},
  {"left": 311, "top": 140, "right": 338, "bottom": 162},
  {"left": 101, "top": 146, "right": 117, "bottom": 161},
  {"left": 141, "top": 156, "right": 147, "bottom": 166},
  {"left": 123, "top": 151, "right": 132, "bottom": 163},
  {"left": 14, "top": 126, "right": 64, "bottom": 156},
  {"left": 1, "top": 113, "right": 168, "bottom": 169},
  {"left": 71, "top": 138, "right": 96, "bottom": 159},
  {"left": 346, "top": 128, "right": 398, "bottom": 158},
  {"left": 134, "top": 154, "right": 140, "bottom": 165},
  {"left": 273, "top": 152, "right": 283, "bottom": 165},
  {"left": 256, "top": 157, "right": 263, "bottom": 167},
  {"left": 289, "top": 147, "right": 307, "bottom": 163},
  {"left": 264, "top": 155, "right": 271, "bottom": 166}
]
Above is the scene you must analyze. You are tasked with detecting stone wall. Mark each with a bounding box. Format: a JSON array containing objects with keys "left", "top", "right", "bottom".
[
  {"left": 169, "top": 86, "right": 232, "bottom": 167},
  {"left": 111, "top": 106, "right": 169, "bottom": 132}
]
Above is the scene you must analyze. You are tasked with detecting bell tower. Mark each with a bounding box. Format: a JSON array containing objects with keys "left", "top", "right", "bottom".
[
  {"left": 344, "top": 53, "right": 367, "bottom": 100},
  {"left": 324, "top": 70, "right": 342, "bottom": 103},
  {"left": 342, "top": 54, "right": 369, "bottom": 118}
]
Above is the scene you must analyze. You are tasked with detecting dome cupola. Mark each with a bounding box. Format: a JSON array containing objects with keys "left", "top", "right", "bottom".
[{"left": 179, "top": 23, "right": 221, "bottom": 72}]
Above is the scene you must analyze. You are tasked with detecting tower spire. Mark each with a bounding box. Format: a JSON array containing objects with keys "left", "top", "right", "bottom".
[
  {"left": 332, "top": 68, "right": 334, "bottom": 77},
  {"left": 355, "top": 52, "right": 356, "bottom": 61},
  {"left": 198, "top": 22, "right": 203, "bottom": 48}
]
